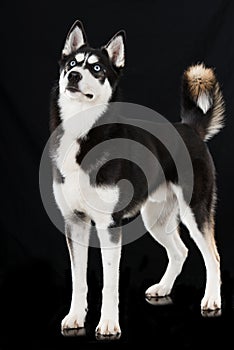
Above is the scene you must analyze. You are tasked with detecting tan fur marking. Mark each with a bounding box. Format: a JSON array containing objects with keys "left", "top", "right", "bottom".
[
  {"left": 203, "top": 217, "right": 220, "bottom": 264},
  {"left": 184, "top": 63, "right": 225, "bottom": 140},
  {"left": 185, "top": 63, "right": 216, "bottom": 101}
]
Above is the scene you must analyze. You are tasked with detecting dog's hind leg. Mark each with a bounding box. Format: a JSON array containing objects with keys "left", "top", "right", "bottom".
[
  {"left": 171, "top": 184, "right": 221, "bottom": 310},
  {"left": 141, "top": 197, "right": 188, "bottom": 298}
]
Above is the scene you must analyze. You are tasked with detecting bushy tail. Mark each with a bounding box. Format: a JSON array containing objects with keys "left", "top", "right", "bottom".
[{"left": 181, "top": 63, "right": 225, "bottom": 141}]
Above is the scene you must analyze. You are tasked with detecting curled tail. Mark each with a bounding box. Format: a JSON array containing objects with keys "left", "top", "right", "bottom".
[{"left": 181, "top": 63, "right": 225, "bottom": 141}]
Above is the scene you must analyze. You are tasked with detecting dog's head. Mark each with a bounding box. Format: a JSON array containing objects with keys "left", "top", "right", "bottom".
[{"left": 59, "top": 20, "right": 126, "bottom": 105}]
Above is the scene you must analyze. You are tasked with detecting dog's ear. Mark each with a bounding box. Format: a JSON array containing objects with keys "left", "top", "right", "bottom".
[
  {"left": 62, "top": 20, "right": 87, "bottom": 57},
  {"left": 103, "top": 31, "right": 126, "bottom": 68}
]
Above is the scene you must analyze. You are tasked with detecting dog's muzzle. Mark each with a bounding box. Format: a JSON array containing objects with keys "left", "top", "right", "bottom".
[
  {"left": 67, "top": 71, "right": 82, "bottom": 92},
  {"left": 66, "top": 71, "right": 93, "bottom": 99}
]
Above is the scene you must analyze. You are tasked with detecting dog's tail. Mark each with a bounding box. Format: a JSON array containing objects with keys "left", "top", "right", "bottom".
[{"left": 181, "top": 63, "right": 225, "bottom": 141}]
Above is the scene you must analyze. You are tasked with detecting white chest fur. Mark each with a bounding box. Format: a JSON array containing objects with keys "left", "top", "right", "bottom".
[{"left": 53, "top": 126, "right": 119, "bottom": 228}]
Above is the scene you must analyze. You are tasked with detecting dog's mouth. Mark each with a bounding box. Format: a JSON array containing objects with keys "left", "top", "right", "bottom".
[
  {"left": 67, "top": 86, "right": 79, "bottom": 93},
  {"left": 66, "top": 86, "right": 94, "bottom": 99}
]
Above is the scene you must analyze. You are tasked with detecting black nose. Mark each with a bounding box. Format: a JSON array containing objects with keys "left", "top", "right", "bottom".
[{"left": 68, "top": 71, "right": 82, "bottom": 82}]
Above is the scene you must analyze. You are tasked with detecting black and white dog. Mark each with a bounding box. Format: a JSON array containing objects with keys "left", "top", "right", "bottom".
[{"left": 50, "top": 20, "right": 224, "bottom": 335}]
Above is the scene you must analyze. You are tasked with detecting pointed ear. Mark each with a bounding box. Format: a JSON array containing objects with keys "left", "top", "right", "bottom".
[
  {"left": 104, "top": 30, "right": 126, "bottom": 68},
  {"left": 62, "top": 20, "right": 87, "bottom": 57}
]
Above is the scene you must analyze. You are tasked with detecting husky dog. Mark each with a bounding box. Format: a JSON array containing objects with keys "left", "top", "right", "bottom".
[{"left": 50, "top": 20, "right": 224, "bottom": 335}]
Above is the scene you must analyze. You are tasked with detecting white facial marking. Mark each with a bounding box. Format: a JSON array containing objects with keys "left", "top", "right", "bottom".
[
  {"left": 75, "top": 52, "right": 85, "bottom": 63},
  {"left": 87, "top": 55, "right": 99, "bottom": 64}
]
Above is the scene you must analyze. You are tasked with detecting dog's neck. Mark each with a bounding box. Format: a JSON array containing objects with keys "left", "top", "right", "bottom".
[{"left": 58, "top": 94, "right": 108, "bottom": 138}]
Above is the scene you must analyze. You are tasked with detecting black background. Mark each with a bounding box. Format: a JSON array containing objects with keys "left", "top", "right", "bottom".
[{"left": 1, "top": 0, "right": 234, "bottom": 349}]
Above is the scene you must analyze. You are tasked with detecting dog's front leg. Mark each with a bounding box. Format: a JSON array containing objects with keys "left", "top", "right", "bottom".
[
  {"left": 96, "top": 226, "right": 122, "bottom": 335},
  {"left": 61, "top": 218, "right": 91, "bottom": 331}
]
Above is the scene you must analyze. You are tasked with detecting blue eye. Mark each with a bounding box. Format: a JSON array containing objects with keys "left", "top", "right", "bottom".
[
  {"left": 70, "top": 60, "right": 76, "bottom": 67},
  {"left": 93, "top": 64, "right": 101, "bottom": 72}
]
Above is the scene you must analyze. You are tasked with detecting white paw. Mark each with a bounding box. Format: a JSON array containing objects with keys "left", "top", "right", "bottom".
[
  {"left": 201, "top": 293, "right": 221, "bottom": 310},
  {"left": 96, "top": 319, "right": 121, "bottom": 336},
  {"left": 61, "top": 312, "right": 86, "bottom": 330},
  {"left": 145, "top": 283, "right": 171, "bottom": 297}
]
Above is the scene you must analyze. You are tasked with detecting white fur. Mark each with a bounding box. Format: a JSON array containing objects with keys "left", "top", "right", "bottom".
[
  {"left": 149, "top": 182, "right": 169, "bottom": 203},
  {"left": 147, "top": 183, "right": 177, "bottom": 231},
  {"left": 58, "top": 97, "right": 108, "bottom": 134},
  {"left": 54, "top": 165, "right": 119, "bottom": 226},
  {"left": 205, "top": 84, "right": 225, "bottom": 141},
  {"left": 87, "top": 54, "right": 99, "bottom": 64},
  {"left": 75, "top": 52, "right": 85, "bottom": 63},
  {"left": 62, "top": 220, "right": 90, "bottom": 329},
  {"left": 56, "top": 131, "right": 80, "bottom": 176},
  {"left": 95, "top": 227, "right": 122, "bottom": 335},
  {"left": 171, "top": 184, "right": 221, "bottom": 310},
  {"left": 142, "top": 186, "right": 188, "bottom": 297},
  {"left": 53, "top": 119, "right": 119, "bottom": 226},
  {"left": 197, "top": 92, "right": 212, "bottom": 114}
]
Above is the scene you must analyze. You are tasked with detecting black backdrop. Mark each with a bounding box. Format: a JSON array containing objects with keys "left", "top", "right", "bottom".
[{"left": 1, "top": 0, "right": 234, "bottom": 348}]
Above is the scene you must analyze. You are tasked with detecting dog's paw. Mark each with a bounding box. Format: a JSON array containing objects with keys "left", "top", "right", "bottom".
[
  {"left": 145, "top": 283, "right": 171, "bottom": 298},
  {"left": 61, "top": 312, "right": 86, "bottom": 330},
  {"left": 201, "top": 293, "right": 221, "bottom": 311},
  {"left": 95, "top": 319, "right": 121, "bottom": 336}
]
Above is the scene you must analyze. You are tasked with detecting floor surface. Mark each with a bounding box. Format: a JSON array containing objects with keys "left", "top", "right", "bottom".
[{"left": 1, "top": 262, "right": 233, "bottom": 349}]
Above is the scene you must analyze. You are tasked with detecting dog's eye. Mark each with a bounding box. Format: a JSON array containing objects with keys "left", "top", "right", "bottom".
[
  {"left": 70, "top": 60, "right": 76, "bottom": 67},
  {"left": 93, "top": 64, "right": 101, "bottom": 72}
]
